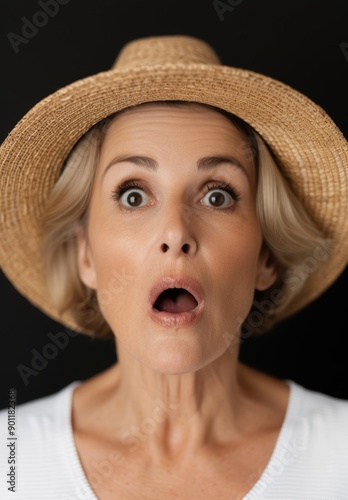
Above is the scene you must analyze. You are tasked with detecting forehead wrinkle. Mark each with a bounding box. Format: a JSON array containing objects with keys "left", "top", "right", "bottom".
[
  {"left": 98, "top": 106, "right": 256, "bottom": 186},
  {"left": 101, "top": 154, "right": 252, "bottom": 187},
  {"left": 102, "top": 155, "right": 248, "bottom": 172}
]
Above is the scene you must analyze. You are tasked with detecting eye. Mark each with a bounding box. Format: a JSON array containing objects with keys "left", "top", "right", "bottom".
[
  {"left": 111, "top": 180, "right": 149, "bottom": 209},
  {"left": 111, "top": 180, "right": 241, "bottom": 211},
  {"left": 201, "top": 182, "right": 241, "bottom": 209}
]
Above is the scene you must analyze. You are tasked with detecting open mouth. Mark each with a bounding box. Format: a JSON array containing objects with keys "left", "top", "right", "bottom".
[{"left": 153, "top": 288, "right": 199, "bottom": 314}]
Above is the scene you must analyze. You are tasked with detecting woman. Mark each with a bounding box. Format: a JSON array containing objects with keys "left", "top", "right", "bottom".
[{"left": 0, "top": 35, "right": 348, "bottom": 499}]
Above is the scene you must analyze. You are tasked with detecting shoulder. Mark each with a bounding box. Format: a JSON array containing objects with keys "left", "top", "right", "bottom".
[
  {"left": 0, "top": 382, "right": 85, "bottom": 499},
  {"left": 254, "top": 382, "right": 348, "bottom": 499},
  {"left": 289, "top": 381, "right": 348, "bottom": 427},
  {"left": 0, "top": 381, "right": 81, "bottom": 427},
  {"left": 0, "top": 381, "right": 82, "bottom": 450},
  {"left": 285, "top": 381, "right": 348, "bottom": 474}
]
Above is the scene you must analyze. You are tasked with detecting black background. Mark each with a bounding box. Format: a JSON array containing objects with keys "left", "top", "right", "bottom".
[{"left": 1, "top": 0, "right": 347, "bottom": 409}]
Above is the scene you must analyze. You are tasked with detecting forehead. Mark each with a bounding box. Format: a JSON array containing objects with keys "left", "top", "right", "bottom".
[
  {"left": 104, "top": 102, "right": 249, "bottom": 142},
  {"left": 99, "top": 103, "right": 256, "bottom": 184}
]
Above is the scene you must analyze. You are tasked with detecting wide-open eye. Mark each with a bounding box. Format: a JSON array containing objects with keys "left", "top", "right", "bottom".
[
  {"left": 201, "top": 182, "right": 241, "bottom": 209},
  {"left": 111, "top": 180, "right": 149, "bottom": 208},
  {"left": 120, "top": 189, "right": 146, "bottom": 207}
]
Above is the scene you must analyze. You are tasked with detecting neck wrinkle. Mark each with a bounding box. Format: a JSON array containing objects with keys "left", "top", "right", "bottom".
[{"left": 111, "top": 344, "right": 246, "bottom": 459}]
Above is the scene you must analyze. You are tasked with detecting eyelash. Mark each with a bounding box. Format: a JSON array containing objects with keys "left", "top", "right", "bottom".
[
  {"left": 204, "top": 182, "right": 241, "bottom": 202},
  {"left": 112, "top": 180, "right": 143, "bottom": 200},
  {"left": 111, "top": 180, "right": 241, "bottom": 211}
]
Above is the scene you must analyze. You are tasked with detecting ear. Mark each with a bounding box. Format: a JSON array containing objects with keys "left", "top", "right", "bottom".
[
  {"left": 255, "top": 243, "right": 278, "bottom": 291},
  {"left": 76, "top": 227, "right": 97, "bottom": 289}
]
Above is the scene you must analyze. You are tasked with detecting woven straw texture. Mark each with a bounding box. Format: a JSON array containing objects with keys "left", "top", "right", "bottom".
[{"left": 0, "top": 35, "right": 347, "bottom": 333}]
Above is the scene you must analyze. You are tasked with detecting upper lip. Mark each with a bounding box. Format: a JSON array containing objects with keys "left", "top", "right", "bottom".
[{"left": 149, "top": 276, "right": 204, "bottom": 309}]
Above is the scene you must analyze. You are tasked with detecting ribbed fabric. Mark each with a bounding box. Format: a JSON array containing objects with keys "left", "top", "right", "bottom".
[
  {"left": 1, "top": 380, "right": 348, "bottom": 499},
  {"left": 244, "top": 382, "right": 348, "bottom": 499},
  {"left": 0, "top": 381, "right": 96, "bottom": 500}
]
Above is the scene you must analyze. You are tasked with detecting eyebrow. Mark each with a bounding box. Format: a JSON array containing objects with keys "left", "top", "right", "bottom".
[{"left": 101, "top": 154, "right": 249, "bottom": 181}]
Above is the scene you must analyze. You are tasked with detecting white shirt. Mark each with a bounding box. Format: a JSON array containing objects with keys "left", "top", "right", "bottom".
[{"left": 1, "top": 379, "right": 348, "bottom": 499}]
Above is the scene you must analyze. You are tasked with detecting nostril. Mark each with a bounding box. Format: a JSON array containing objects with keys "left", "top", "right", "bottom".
[{"left": 160, "top": 243, "right": 190, "bottom": 253}]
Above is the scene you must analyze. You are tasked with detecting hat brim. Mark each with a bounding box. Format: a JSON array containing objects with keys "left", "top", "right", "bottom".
[{"left": 1, "top": 62, "right": 347, "bottom": 332}]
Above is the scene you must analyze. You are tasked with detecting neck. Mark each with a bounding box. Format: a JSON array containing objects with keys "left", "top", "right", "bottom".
[{"left": 97, "top": 344, "right": 256, "bottom": 463}]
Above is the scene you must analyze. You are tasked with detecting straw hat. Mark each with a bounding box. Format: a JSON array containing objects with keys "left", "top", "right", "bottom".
[{"left": 0, "top": 34, "right": 347, "bottom": 333}]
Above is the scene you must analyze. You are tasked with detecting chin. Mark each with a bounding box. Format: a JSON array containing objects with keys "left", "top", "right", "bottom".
[
  {"left": 148, "top": 362, "right": 203, "bottom": 376},
  {"left": 138, "top": 341, "right": 216, "bottom": 375}
]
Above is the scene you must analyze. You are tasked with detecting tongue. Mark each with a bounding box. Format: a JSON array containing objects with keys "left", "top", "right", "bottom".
[{"left": 156, "top": 290, "right": 198, "bottom": 313}]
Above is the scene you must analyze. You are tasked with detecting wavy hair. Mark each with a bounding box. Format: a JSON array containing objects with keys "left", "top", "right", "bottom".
[{"left": 42, "top": 101, "right": 332, "bottom": 338}]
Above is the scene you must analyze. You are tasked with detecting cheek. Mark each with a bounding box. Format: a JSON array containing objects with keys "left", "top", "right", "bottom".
[
  {"left": 210, "top": 220, "right": 262, "bottom": 311},
  {"left": 211, "top": 211, "right": 262, "bottom": 272},
  {"left": 86, "top": 215, "right": 139, "bottom": 317}
]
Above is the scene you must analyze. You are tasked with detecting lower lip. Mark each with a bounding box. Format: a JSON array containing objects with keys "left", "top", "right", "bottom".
[{"left": 148, "top": 302, "right": 204, "bottom": 328}]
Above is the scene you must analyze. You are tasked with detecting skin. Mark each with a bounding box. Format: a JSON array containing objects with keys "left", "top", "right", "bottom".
[{"left": 74, "top": 103, "right": 289, "bottom": 498}]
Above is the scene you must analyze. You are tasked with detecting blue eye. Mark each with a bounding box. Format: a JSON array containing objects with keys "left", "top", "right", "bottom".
[{"left": 202, "top": 182, "right": 241, "bottom": 209}]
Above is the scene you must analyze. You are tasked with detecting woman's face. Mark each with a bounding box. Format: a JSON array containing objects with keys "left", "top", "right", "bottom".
[{"left": 77, "top": 103, "right": 276, "bottom": 373}]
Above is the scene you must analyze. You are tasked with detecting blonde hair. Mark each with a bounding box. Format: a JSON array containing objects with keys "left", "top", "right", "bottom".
[{"left": 42, "top": 102, "right": 333, "bottom": 338}]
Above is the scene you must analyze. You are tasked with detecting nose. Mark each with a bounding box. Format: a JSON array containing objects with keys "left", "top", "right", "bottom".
[{"left": 159, "top": 202, "right": 198, "bottom": 256}]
